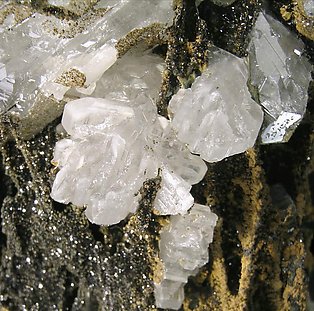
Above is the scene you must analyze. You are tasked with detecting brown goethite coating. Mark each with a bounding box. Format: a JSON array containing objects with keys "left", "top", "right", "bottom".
[{"left": 0, "top": 1, "right": 314, "bottom": 311}]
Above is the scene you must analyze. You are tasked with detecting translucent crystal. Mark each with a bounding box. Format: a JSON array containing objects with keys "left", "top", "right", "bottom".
[
  {"left": 48, "top": 0, "right": 71, "bottom": 6},
  {"left": 89, "top": 45, "right": 165, "bottom": 103},
  {"left": 51, "top": 96, "right": 207, "bottom": 225},
  {"left": 51, "top": 47, "right": 207, "bottom": 225},
  {"left": 168, "top": 47, "right": 264, "bottom": 163},
  {"left": 154, "top": 280, "right": 184, "bottom": 310},
  {"left": 248, "top": 12, "right": 312, "bottom": 144},
  {"left": 154, "top": 167, "right": 194, "bottom": 215},
  {"left": 155, "top": 204, "right": 218, "bottom": 310},
  {"left": 196, "top": 0, "right": 237, "bottom": 6},
  {"left": 0, "top": 0, "right": 174, "bottom": 117},
  {"left": 261, "top": 112, "right": 302, "bottom": 143},
  {"left": 303, "top": 0, "right": 314, "bottom": 17},
  {"left": 0, "top": 63, "right": 14, "bottom": 106}
]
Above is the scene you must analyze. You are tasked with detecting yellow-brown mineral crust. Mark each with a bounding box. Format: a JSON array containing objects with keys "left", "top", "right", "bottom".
[{"left": 280, "top": 0, "right": 314, "bottom": 40}]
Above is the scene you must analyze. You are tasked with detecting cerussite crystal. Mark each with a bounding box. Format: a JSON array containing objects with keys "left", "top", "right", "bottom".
[
  {"left": 168, "top": 47, "right": 264, "bottom": 163},
  {"left": 154, "top": 204, "right": 218, "bottom": 309},
  {"left": 248, "top": 11, "right": 312, "bottom": 144}
]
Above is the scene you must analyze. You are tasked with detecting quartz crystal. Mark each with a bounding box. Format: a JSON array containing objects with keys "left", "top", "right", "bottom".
[
  {"left": 248, "top": 12, "right": 312, "bottom": 144},
  {"left": 51, "top": 47, "right": 207, "bottom": 225},
  {"left": 168, "top": 47, "right": 264, "bottom": 163},
  {"left": 154, "top": 204, "right": 218, "bottom": 310},
  {"left": 0, "top": 0, "right": 174, "bottom": 117}
]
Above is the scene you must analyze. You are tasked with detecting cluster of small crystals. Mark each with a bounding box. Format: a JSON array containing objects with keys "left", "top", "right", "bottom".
[
  {"left": 50, "top": 48, "right": 207, "bottom": 225},
  {"left": 155, "top": 204, "right": 218, "bottom": 309},
  {"left": 248, "top": 12, "right": 312, "bottom": 144},
  {"left": 168, "top": 11, "right": 312, "bottom": 157},
  {"left": 0, "top": 0, "right": 174, "bottom": 115}
]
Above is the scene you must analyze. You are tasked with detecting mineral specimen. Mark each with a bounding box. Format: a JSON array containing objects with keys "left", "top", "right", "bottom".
[
  {"left": 248, "top": 11, "right": 312, "bottom": 144},
  {"left": 154, "top": 204, "right": 218, "bottom": 309},
  {"left": 168, "top": 47, "right": 264, "bottom": 163}
]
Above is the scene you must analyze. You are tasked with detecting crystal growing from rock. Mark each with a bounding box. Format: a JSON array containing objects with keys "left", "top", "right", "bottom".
[
  {"left": 248, "top": 11, "right": 312, "bottom": 144},
  {"left": 51, "top": 46, "right": 207, "bottom": 225},
  {"left": 154, "top": 204, "right": 218, "bottom": 310},
  {"left": 0, "top": 0, "right": 174, "bottom": 118},
  {"left": 168, "top": 47, "right": 264, "bottom": 163},
  {"left": 51, "top": 97, "right": 207, "bottom": 225}
]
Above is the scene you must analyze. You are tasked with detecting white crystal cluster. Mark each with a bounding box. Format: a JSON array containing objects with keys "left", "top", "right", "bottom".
[
  {"left": 51, "top": 42, "right": 268, "bottom": 226},
  {"left": 248, "top": 12, "right": 312, "bottom": 144},
  {"left": 0, "top": 0, "right": 174, "bottom": 115},
  {"left": 155, "top": 204, "right": 218, "bottom": 310},
  {"left": 51, "top": 97, "right": 207, "bottom": 225},
  {"left": 50, "top": 44, "right": 218, "bottom": 309},
  {"left": 169, "top": 47, "right": 264, "bottom": 162},
  {"left": 50, "top": 47, "right": 207, "bottom": 225}
]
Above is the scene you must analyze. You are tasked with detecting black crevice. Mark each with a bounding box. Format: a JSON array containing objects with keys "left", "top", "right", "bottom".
[
  {"left": 52, "top": 201, "right": 67, "bottom": 213},
  {"left": 62, "top": 269, "right": 79, "bottom": 311},
  {"left": 88, "top": 223, "right": 104, "bottom": 244}
]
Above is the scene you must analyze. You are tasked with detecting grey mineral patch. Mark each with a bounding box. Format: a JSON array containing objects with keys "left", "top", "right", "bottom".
[
  {"left": 248, "top": 11, "right": 312, "bottom": 144},
  {"left": 303, "top": 0, "right": 314, "bottom": 17}
]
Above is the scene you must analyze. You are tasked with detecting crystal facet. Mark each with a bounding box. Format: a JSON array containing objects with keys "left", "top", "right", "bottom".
[
  {"left": 51, "top": 47, "right": 207, "bottom": 225},
  {"left": 0, "top": 0, "right": 174, "bottom": 122},
  {"left": 168, "top": 47, "right": 264, "bottom": 163},
  {"left": 155, "top": 204, "right": 218, "bottom": 310},
  {"left": 248, "top": 12, "right": 312, "bottom": 144}
]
